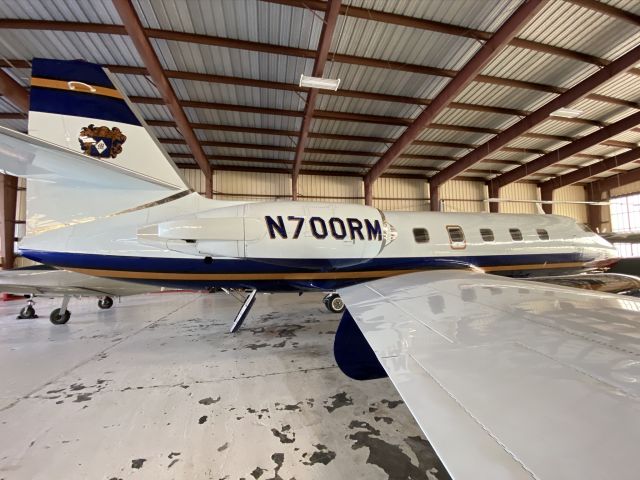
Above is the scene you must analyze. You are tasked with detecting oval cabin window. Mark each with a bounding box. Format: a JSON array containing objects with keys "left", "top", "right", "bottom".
[
  {"left": 480, "top": 228, "right": 495, "bottom": 242},
  {"left": 509, "top": 228, "right": 523, "bottom": 241},
  {"left": 447, "top": 225, "right": 466, "bottom": 249},
  {"left": 413, "top": 228, "right": 429, "bottom": 243},
  {"left": 537, "top": 229, "right": 549, "bottom": 240}
]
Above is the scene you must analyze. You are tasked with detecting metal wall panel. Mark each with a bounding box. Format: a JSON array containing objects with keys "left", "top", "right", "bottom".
[
  {"left": 611, "top": 180, "right": 640, "bottom": 198},
  {"left": 179, "top": 168, "right": 208, "bottom": 193},
  {"left": 498, "top": 183, "right": 540, "bottom": 214},
  {"left": 552, "top": 186, "right": 587, "bottom": 223},
  {"left": 373, "top": 178, "right": 429, "bottom": 212},
  {"left": 440, "top": 180, "right": 487, "bottom": 212},
  {"left": 212, "top": 170, "right": 291, "bottom": 202},
  {"left": 298, "top": 175, "right": 363, "bottom": 204}
]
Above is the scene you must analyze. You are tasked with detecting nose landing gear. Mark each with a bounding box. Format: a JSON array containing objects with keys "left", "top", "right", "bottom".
[{"left": 323, "top": 293, "right": 345, "bottom": 313}]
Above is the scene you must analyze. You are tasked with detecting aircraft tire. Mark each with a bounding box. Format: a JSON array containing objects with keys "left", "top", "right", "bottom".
[
  {"left": 19, "top": 305, "right": 36, "bottom": 319},
  {"left": 50, "top": 308, "right": 71, "bottom": 325},
  {"left": 324, "top": 294, "right": 345, "bottom": 313},
  {"left": 98, "top": 296, "right": 114, "bottom": 309}
]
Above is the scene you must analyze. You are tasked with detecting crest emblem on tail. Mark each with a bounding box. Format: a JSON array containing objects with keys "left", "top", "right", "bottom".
[{"left": 78, "top": 124, "right": 127, "bottom": 158}]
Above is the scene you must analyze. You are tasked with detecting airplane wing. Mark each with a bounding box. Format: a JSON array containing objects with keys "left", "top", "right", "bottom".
[
  {"left": 338, "top": 270, "right": 640, "bottom": 480},
  {"left": 0, "top": 267, "right": 163, "bottom": 297}
]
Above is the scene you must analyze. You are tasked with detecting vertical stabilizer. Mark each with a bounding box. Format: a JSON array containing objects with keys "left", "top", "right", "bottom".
[{"left": 28, "top": 58, "right": 187, "bottom": 189}]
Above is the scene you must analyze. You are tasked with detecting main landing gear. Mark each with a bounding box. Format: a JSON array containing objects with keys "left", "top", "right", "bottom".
[
  {"left": 323, "top": 293, "right": 345, "bottom": 313},
  {"left": 98, "top": 296, "right": 114, "bottom": 309}
]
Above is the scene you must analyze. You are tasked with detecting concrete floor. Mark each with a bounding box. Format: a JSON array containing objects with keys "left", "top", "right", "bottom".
[{"left": 0, "top": 291, "right": 450, "bottom": 480}]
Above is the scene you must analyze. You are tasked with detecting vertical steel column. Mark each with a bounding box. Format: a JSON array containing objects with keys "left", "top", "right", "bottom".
[
  {"left": 0, "top": 175, "right": 18, "bottom": 269},
  {"left": 540, "top": 186, "right": 553, "bottom": 214}
]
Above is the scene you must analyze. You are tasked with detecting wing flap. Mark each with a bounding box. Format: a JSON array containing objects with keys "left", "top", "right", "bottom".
[{"left": 339, "top": 270, "right": 640, "bottom": 480}]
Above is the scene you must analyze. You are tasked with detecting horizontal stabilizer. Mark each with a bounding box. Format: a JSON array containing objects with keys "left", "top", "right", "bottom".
[{"left": 0, "top": 126, "right": 179, "bottom": 191}]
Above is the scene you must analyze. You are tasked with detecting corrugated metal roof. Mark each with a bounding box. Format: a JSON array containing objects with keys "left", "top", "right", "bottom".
[
  {"left": 0, "top": 0, "right": 638, "bottom": 189},
  {"left": 344, "top": 0, "right": 522, "bottom": 32},
  {"left": 454, "top": 81, "right": 556, "bottom": 111},
  {"left": 0, "top": 30, "right": 141, "bottom": 65},
  {"left": 416, "top": 128, "right": 493, "bottom": 145},
  {"left": 135, "top": 0, "right": 323, "bottom": 50},
  {"left": 0, "top": 0, "right": 121, "bottom": 23},
  {"left": 323, "top": 62, "right": 445, "bottom": 100},
  {"left": 518, "top": 0, "right": 640, "bottom": 60},
  {"left": 331, "top": 15, "right": 480, "bottom": 70},
  {"left": 481, "top": 45, "right": 598, "bottom": 89}
]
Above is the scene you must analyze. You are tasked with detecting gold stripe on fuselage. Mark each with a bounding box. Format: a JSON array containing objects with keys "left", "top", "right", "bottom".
[
  {"left": 31, "top": 77, "right": 123, "bottom": 99},
  {"left": 66, "top": 261, "right": 586, "bottom": 281}
]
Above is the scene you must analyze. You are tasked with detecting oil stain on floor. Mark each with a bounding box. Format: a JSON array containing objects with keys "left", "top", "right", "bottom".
[{"left": 0, "top": 292, "right": 451, "bottom": 479}]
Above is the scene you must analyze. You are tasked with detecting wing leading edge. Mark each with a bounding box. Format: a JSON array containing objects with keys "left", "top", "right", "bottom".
[{"left": 339, "top": 270, "right": 640, "bottom": 480}]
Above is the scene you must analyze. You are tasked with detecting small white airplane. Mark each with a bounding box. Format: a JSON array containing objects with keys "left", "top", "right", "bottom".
[
  {"left": 0, "top": 265, "right": 165, "bottom": 321},
  {"left": 0, "top": 58, "right": 639, "bottom": 479}
]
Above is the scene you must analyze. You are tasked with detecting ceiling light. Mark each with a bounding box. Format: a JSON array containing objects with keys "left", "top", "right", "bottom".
[
  {"left": 299, "top": 74, "right": 340, "bottom": 91},
  {"left": 552, "top": 107, "right": 583, "bottom": 118}
]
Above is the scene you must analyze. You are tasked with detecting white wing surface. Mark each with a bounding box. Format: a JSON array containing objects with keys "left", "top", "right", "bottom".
[
  {"left": 0, "top": 268, "right": 162, "bottom": 297},
  {"left": 339, "top": 270, "right": 640, "bottom": 480}
]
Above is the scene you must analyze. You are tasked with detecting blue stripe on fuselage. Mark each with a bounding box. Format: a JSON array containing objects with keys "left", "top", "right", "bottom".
[{"left": 21, "top": 249, "right": 587, "bottom": 274}]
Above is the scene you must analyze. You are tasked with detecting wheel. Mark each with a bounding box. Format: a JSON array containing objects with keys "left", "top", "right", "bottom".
[
  {"left": 98, "top": 296, "right": 114, "bottom": 309},
  {"left": 18, "top": 305, "right": 36, "bottom": 319},
  {"left": 49, "top": 308, "right": 71, "bottom": 325},
  {"left": 324, "top": 294, "right": 345, "bottom": 313}
]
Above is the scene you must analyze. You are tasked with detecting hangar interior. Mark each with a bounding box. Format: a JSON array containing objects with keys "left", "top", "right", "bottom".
[
  {"left": 1, "top": 0, "right": 640, "bottom": 479},
  {"left": 1, "top": 0, "right": 640, "bottom": 267}
]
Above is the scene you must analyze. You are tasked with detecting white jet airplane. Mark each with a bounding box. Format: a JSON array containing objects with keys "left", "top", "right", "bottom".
[{"left": 0, "top": 58, "right": 639, "bottom": 479}]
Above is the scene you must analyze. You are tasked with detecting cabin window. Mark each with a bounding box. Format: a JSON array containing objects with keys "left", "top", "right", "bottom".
[
  {"left": 537, "top": 228, "right": 549, "bottom": 240},
  {"left": 413, "top": 228, "right": 429, "bottom": 243},
  {"left": 579, "top": 223, "right": 593, "bottom": 233},
  {"left": 480, "top": 228, "right": 494, "bottom": 242},
  {"left": 509, "top": 228, "right": 523, "bottom": 241},
  {"left": 447, "top": 225, "right": 466, "bottom": 249}
]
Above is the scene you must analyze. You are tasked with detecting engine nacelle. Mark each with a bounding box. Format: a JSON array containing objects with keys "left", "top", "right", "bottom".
[{"left": 138, "top": 202, "right": 397, "bottom": 267}]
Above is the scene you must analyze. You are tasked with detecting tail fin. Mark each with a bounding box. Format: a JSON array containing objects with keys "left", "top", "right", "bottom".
[
  {"left": 28, "top": 58, "right": 187, "bottom": 189},
  {"left": 0, "top": 58, "right": 192, "bottom": 235}
]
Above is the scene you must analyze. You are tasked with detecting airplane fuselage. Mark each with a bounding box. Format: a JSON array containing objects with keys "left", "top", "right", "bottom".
[{"left": 17, "top": 193, "right": 618, "bottom": 292}]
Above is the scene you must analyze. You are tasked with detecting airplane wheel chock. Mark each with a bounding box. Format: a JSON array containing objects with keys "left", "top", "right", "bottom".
[
  {"left": 324, "top": 293, "right": 345, "bottom": 314},
  {"left": 50, "top": 308, "right": 71, "bottom": 325},
  {"left": 98, "top": 296, "right": 114, "bottom": 309}
]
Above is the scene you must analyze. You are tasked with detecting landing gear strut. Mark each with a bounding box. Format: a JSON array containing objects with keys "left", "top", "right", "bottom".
[
  {"left": 98, "top": 296, "right": 113, "bottom": 309},
  {"left": 229, "top": 289, "right": 257, "bottom": 333},
  {"left": 18, "top": 298, "right": 37, "bottom": 319},
  {"left": 323, "top": 293, "right": 345, "bottom": 313},
  {"left": 50, "top": 295, "right": 71, "bottom": 325}
]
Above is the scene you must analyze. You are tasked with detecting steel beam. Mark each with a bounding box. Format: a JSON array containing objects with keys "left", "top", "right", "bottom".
[
  {"left": 590, "top": 165, "right": 640, "bottom": 193},
  {"left": 430, "top": 42, "right": 640, "bottom": 199},
  {"left": 539, "top": 146, "right": 640, "bottom": 196},
  {"left": 0, "top": 69, "right": 28, "bottom": 112},
  {"left": 585, "top": 185, "right": 604, "bottom": 232},
  {"left": 265, "top": 0, "right": 639, "bottom": 72},
  {"left": 568, "top": 0, "right": 640, "bottom": 26},
  {"left": 4, "top": 20, "right": 639, "bottom": 99},
  {"left": 491, "top": 110, "right": 640, "bottom": 190},
  {"left": 540, "top": 187, "right": 553, "bottom": 214},
  {"left": 364, "top": 0, "right": 547, "bottom": 200},
  {"left": 2, "top": 57, "right": 636, "bottom": 114},
  {"left": 112, "top": 0, "right": 213, "bottom": 197},
  {"left": 291, "top": 0, "right": 340, "bottom": 199}
]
